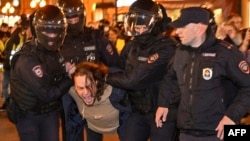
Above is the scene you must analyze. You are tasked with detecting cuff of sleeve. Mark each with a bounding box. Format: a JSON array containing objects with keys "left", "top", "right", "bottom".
[{"left": 225, "top": 111, "right": 241, "bottom": 124}]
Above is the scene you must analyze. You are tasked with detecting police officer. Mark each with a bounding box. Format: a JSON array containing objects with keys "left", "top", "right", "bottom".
[
  {"left": 105, "top": 0, "right": 178, "bottom": 141},
  {"left": 9, "top": 5, "right": 74, "bottom": 141},
  {"left": 58, "top": 0, "right": 120, "bottom": 141},
  {"left": 59, "top": 0, "right": 119, "bottom": 66},
  {"left": 155, "top": 7, "right": 250, "bottom": 141}
]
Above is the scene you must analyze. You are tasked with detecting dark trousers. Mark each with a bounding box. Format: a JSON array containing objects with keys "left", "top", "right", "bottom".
[
  {"left": 86, "top": 127, "right": 103, "bottom": 141},
  {"left": 61, "top": 94, "right": 85, "bottom": 141},
  {"left": 16, "top": 111, "right": 60, "bottom": 141},
  {"left": 179, "top": 133, "right": 221, "bottom": 141},
  {"left": 124, "top": 112, "right": 177, "bottom": 141}
]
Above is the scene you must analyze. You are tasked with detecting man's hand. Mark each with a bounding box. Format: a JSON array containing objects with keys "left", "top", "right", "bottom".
[
  {"left": 215, "top": 115, "right": 236, "bottom": 140},
  {"left": 155, "top": 107, "right": 169, "bottom": 128}
]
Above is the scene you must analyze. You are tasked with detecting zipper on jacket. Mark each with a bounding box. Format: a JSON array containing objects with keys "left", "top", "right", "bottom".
[
  {"left": 183, "top": 64, "right": 187, "bottom": 82},
  {"left": 189, "top": 52, "right": 196, "bottom": 123},
  {"left": 189, "top": 52, "right": 195, "bottom": 102}
]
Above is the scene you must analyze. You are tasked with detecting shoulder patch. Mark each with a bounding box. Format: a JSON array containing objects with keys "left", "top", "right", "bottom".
[
  {"left": 238, "top": 60, "right": 250, "bottom": 74},
  {"left": 32, "top": 65, "right": 44, "bottom": 77},
  {"left": 106, "top": 44, "right": 114, "bottom": 55},
  {"left": 220, "top": 40, "right": 234, "bottom": 49}
]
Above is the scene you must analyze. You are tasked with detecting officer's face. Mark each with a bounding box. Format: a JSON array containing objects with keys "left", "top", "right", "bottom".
[
  {"left": 41, "top": 31, "right": 59, "bottom": 48},
  {"left": 134, "top": 25, "right": 148, "bottom": 35},
  {"left": 175, "top": 23, "right": 207, "bottom": 48},
  {"left": 74, "top": 75, "right": 96, "bottom": 105},
  {"left": 67, "top": 16, "right": 79, "bottom": 25},
  {"left": 41, "top": 31, "right": 58, "bottom": 37}
]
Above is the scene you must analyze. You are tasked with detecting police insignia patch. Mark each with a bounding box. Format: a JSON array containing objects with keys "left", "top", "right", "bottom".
[
  {"left": 148, "top": 53, "right": 159, "bottom": 64},
  {"left": 32, "top": 65, "right": 43, "bottom": 77},
  {"left": 106, "top": 44, "right": 114, "bottom": 55},
  {"left": 202, "top": 68, "right": 213, "bottom": 80},
  {"left": 238, "top": 60, "right": 250, "bottom": 74}
]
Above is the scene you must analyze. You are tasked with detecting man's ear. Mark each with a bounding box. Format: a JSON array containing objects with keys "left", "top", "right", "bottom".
[{"left": 197, "top": 23, "right": 208, "bottom": 35}]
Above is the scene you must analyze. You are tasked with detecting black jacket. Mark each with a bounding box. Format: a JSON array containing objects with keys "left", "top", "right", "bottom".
[
  {"left": 107, "top": 34, "right": 177, "bottom": 114},
  {"left": 60, "top": 27, "right": 120, "bottom": 67},
  {"left": 158, "top": 28, "right": 250, "bottom": 134},
  {"left": 10, "top": 40, "right": 72, "bottom": 112}
]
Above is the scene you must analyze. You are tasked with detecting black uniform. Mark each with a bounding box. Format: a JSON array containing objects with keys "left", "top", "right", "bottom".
[
  {"left": 8, "top": 5, "right": 71, "bottom": 141},
  {"left": 60, "top": 27, "right": 119, "bottom": 66},
  {"left": 9, "top": 40, "right": 72, "bottom": 141},
  {"left": 106, "top": 33, "right": 178, "bottom": 141},
  {"left": 158, "top": 27, "right": 250, "bottom": 136}
]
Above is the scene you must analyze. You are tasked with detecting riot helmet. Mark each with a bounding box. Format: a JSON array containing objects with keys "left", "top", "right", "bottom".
[
  {"left": 124, "top": 0, "right": 163, "bottom": 36},
  {"left": 33, "top": 5, "right": 67, "bottom": 51},
  {"left": 62, "top": 0, "right": 85, "bottom": 37}
]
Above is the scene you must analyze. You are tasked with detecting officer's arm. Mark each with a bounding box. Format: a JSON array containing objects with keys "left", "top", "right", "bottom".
[
  {"left": 16, "top": 56, "right": 72, "bottom": 103},
  {"left": 224, "top": 49, "right": 250, "bottom": 123},
  {"left": 106, "top": 42, "right": 176, "bottom": 90},
  {"left": 96, "top": 37, "right": 120, "bottom": 67},
  {"left": 158, "top": 62, "right": 178, "bottom": 108}
]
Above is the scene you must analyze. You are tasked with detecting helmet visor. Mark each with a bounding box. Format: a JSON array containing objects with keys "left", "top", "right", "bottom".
[
  {"left": 36, "top": 25, "right": 67, "bottom": 51},
  {"left": 124, "top": 12, "right": 157, "bottom": 36}
]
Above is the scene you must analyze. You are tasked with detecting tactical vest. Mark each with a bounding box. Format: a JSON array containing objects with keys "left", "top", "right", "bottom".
[
  {"left": 10, "top": 41, "right": 65, "bottom": 113},
  {"left": 125, "top": 38, "right": 170, "bottom": 114},
  {"left": 60, "top": 30, "right": 100, "bottom": 64}
]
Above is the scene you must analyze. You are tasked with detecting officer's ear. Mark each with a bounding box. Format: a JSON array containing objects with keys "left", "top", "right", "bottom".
[{"left": 194, "top": 23, "right": 208, "bottom": 35}]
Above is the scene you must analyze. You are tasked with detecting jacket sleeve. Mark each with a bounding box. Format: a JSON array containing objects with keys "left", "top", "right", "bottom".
[
  {"left": 158, "top": 56, "right": 180, "bottom": 108},
  {"left": 106, "top": 39, "right": 176, "bottom": 90},
  {"left": 96, "top": 36, "right": 120, "bottom": 67},
  {"left": 224, "top": 48, "right": 250, "bottom": 122}
]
